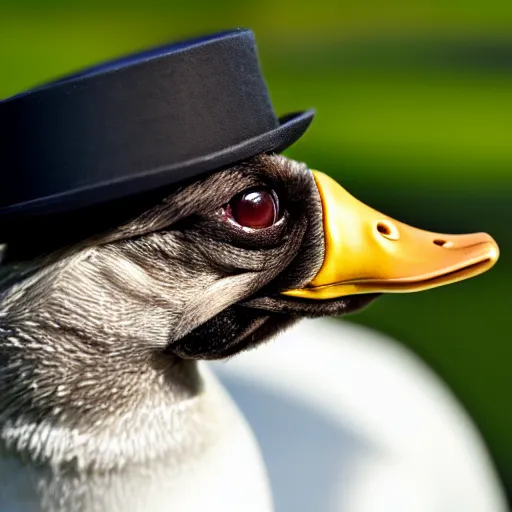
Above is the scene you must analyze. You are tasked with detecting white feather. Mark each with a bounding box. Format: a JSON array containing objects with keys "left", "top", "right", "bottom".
[{"left": 211, "top": 318, "right": 508, "bottom": 512}]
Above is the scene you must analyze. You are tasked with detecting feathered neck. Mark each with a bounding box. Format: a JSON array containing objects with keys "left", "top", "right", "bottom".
[{"left": 0, "top": 252, "right": 215, "bottom": 472}]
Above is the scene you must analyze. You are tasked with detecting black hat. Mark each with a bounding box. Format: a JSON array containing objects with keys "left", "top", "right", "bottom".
[{"left": 0, "top": 28, "right": 314, "bottom": 240}]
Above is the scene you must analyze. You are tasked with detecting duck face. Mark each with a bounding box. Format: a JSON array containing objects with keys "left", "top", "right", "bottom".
[{"left": 64, "top": 153, "right": 494, "bottom": 361}]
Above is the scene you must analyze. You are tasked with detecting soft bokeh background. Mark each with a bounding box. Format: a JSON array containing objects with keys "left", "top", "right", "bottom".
[{"left": 1, "top": 0, "right": 510, "bottom": 501}]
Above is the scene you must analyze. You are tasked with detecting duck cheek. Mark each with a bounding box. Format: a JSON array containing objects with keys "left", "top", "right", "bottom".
[
  {"left": 242, "top": 292, "right": 379, "bottom": 318},
  {"left": 167, "top": 307, "right": 272, "bottom": 360}
]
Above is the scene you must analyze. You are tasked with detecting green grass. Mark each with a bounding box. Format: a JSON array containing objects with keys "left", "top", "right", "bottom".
[{"left": 271, "top": 70, "right": 512, "bottom": 184}]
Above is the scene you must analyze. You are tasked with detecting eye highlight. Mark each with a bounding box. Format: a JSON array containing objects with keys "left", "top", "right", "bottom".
[{"left": 226, "top": 187, "right": 279, "bottom": 229}]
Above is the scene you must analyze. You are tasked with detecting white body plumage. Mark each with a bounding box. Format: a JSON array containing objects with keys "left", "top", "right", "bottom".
[{"left": 0, "top": 318, "right": 506, "bottom": 512}]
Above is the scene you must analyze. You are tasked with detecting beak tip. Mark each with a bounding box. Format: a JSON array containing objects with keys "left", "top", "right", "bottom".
[
  {"left": 489, "top": 243, "right": 500, "bottom": 266},
  {"left": 481, "top": 232, "right": 500, "bottom": 264}
]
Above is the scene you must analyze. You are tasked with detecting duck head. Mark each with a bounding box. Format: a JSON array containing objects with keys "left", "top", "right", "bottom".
[{"left": 1, "top": 155, "right": 498, "bottom": 364}]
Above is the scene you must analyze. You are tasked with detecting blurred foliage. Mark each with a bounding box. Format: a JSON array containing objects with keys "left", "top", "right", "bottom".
[{"left": 1, "top": 0, "right": 511, "bottom": 499}]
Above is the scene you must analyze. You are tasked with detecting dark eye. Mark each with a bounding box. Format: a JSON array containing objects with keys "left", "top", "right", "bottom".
[{"left": 226, "top": 187, "right": 279, "bottom": 229}]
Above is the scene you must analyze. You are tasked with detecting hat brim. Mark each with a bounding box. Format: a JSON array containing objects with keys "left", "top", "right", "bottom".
[{"left": 0, "top": 109, "right": 314, "bottom": 237}]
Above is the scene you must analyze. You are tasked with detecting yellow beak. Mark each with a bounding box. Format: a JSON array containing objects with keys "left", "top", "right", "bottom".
[{"left": 283, "top": 171, "right": 500, "bottom": 300}]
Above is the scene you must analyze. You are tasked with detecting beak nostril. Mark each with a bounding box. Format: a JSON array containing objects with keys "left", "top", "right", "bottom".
[
  {"left": 376, "top": 220, "right": 400, "bottom": 241},
  {"left": 377, "top": 223, "right": 391, "bottom": 236},
  {"left": 433, "top": 239, "right": 450, "bottom": 247}
]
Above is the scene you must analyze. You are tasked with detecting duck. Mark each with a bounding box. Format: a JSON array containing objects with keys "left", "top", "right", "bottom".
[{"left": 0, "top": 29, "right": 502, "bottom": 512}]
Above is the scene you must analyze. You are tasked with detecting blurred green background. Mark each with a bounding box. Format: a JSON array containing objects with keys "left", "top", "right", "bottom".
[{"left": 1, "top": 0, "right": 510, "bottom": 500}]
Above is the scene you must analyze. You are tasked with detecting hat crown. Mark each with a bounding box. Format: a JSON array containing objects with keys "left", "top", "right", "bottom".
[
  {"left": 0, "top": 29, "right": 314, "bottom": 241},
  {"left": 0, "top": 29, "right": 278, "bottom": 207}
]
